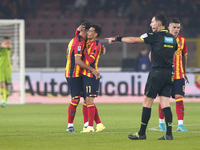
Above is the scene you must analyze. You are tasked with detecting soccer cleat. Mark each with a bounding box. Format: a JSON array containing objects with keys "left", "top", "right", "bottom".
[
  {"left": 159, "top": 123, "right": 166, "bottom": 131},
  {"left": 128, "top": 132, "right": 146, "bottom": 140},
  {"left": 81, "top": 127, "right": 94, "bottom": 133},
  {"left": 1, "top": 103, "right": 7, "bottom": 108},
  {"left": 158, "top": 134, "right": 173, "bottom": 140},
  {"left": 66, "top": 126, "right": 76, "bottom": 133},
  {"left": 177, "top": 124, "right": 188, "bottom": 132},
  {"left": 95, "top": 124, "right": 106, "bottom": 132}
]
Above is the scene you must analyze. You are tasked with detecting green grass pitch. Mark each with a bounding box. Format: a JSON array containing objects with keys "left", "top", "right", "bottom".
[{"left": 0, "top": 102, "right": 200, "bottom": 150}]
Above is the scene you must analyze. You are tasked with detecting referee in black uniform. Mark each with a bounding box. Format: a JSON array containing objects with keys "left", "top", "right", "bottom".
[{"left": 105, "top": 13, "right": 177, "bottom": 140}]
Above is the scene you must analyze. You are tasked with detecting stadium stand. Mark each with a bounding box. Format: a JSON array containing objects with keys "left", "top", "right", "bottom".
[
  {"left": 1, "top": 0, "right": 200, "bottom": 68},
  {"left": 1, "top": 0, "right": 199, "bottom": 39}
]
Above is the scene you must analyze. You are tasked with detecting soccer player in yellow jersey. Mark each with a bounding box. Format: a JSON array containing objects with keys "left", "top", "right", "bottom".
[
  {"left": 0, "top": 37, "right": 12, "bottom": 107},
  {"left": 158, "top": 18, "right": 189, "bottom": 132},
  {"left": 81, "top": 25, "right": 105, "bottom": 132}
]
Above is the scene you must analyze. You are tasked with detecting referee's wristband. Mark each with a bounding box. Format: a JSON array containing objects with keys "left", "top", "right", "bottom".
[{"left": 115, "top": 36, "right": 122, "bottom": 42}]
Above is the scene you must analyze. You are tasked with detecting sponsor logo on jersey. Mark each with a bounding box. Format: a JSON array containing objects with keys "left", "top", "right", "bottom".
[
  {"left": 140, "top": 33, "right": 148, "bottom": 39},
  {"left": 164, "top": 36, "right": 173, "bottom": 44}
]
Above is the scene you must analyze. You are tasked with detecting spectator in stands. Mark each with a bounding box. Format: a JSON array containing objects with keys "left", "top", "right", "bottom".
[{"left": 136, "top": 47, "right": 150, "bottom": 72}]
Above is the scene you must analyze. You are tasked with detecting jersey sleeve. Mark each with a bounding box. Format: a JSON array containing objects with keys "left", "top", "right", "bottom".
[
  {"left": 75, "top": 29, "right": 80, "bottom": 36},
  {"left": 182, "top": 38, "right": 188, "bottom": 55},
  {"left": 140, "top": 33, "right": 157, "bottom": 44},
  {"left": 74, "top": 37, "right": 83, "bottom": 57}
]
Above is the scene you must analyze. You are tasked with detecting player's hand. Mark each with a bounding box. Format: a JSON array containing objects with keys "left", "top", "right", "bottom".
[
  {"left": 105, "top": 37, "right": 115, "bottom": 44},
  {"left": 77, "top": 25, "right": 85, "bottom": 32},
  {"left": 184, "top": 74, "right": 189, "bottom": 83},
  {"left": 91, "top": 69, "right": 100, "bottom": 80},
  {"left": 100, "top": 45, "right": 106, "bottom": 55}
]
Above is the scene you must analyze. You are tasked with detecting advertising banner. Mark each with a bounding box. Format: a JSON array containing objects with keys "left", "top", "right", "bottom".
[{"left": 9, "top": 72, "right": 200, "bottom": 103}]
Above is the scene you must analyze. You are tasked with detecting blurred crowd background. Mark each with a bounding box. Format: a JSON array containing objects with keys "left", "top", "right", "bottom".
[{"left": 0, "top": 0, "right": 200, "bottom": 69}]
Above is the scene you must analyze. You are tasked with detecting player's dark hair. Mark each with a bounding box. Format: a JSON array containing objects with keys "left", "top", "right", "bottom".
[
  {"left": 170, "top": 18, "right": 181, "bottom": 24},
  {"left": 91, "top": 24, "right": 102, "bottom": 37},
  {"left": 154, "top": 13, "right": 167, "bottom": 26},
  {"left": 81, "top": 21, "right": 92, "bottom": 31},
  {"left": 3, "top": 36, "right": 10, "bottom": 40}
]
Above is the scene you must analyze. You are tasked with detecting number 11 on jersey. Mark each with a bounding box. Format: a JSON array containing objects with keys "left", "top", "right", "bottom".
[{"left": 86, "top": 86, "right": 91, "bottom": 93}]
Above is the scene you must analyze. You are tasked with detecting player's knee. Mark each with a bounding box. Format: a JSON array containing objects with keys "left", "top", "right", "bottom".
[{"left": 73, "top": 98, "right": 80, "bottom": 104}]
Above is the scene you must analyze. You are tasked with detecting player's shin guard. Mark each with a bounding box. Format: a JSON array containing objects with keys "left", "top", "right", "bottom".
[
  {"left": 158, "top": 103, "right": 165, "bottom": 119},
  {"left": 82, "top": 102, "right": 88, "bottom": 124},
  {"left": 175, "top": 97, "right": 184, "bottom": 121},
  {"left": 68, "top": 100, "right": 79, "bottom": 123},
  {"left": 163, "top": 107, "right": 173, "bottom": 136},
  {"left": 87, "top": 103, "right": 95, "bottom": 127},
  {"left": 138, "top": 107, "right": 151, "bottom": 136},
  {"left": 94, "top": 105, "right": 101, "bottom": 124}
]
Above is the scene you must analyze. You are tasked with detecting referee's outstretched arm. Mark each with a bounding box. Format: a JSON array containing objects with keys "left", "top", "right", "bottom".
[{"left": 105, "top": 36, "right": 144, "bottom": 44}]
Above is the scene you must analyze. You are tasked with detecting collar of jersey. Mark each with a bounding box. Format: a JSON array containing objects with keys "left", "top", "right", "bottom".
[
  {"left": 78, "top": 34, "right": 85, "bottom": 40},
  {"left": 88, "top": 38, "right": 99, "bottom": 43},
  {"left": 159, "top": 30, "right": 168, "bottom": 33}
]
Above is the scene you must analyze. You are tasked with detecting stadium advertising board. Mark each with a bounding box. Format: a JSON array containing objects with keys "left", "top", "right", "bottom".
[{"left": 10, "top": 72, "right": 200, "bottom": 103}]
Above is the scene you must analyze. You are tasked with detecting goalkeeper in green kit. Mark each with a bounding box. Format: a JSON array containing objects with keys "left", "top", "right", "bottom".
[{"left": 0, "top": 37, "right": 12, "bottom": 107}]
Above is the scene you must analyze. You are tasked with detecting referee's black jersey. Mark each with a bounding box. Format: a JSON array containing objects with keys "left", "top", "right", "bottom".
[{"left": 140, "top": 30, "right": 177, "bottom": 68}]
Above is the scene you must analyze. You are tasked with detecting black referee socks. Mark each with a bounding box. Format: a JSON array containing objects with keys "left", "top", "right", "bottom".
[
  {"left": 163, "top": 107, "right": 173, "bottom": 136},
  {"left": 138, "top": 107, "right": 151, "bottom": 136}
]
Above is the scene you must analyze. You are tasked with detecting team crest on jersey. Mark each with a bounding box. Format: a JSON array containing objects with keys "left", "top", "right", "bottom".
[
  {"left": 195, "top": 73, "right": 200, "bottom": 89},
  {"left": 140, "top": 33, "right": 148, "bottom": 39},
  {"left": 164, "top": 36, "right": 173, "bottom": 44},
  {"left": 178, "top": 41, "right": 181, "bottom": 45}
]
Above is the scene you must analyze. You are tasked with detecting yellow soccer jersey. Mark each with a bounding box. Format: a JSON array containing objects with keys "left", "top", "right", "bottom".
[{"left": 0, "top": 47, "right": 12, "bottom": 69}]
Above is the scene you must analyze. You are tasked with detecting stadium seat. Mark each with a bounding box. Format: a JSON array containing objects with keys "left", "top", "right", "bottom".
[
  {"left": 47, "top": 3, "right": 59, "bottom": 11},
  {"left": 71, "top": 12, "right": 81, "bottom": 19},
  {"left": 39, "top": 21, "right": 53, "bottom": 38},
  {"left": 95, "top": 10, "right": 105, "bottom": 19},
  {"left": 35, "top": 11, "right": 46, "bottom": 19},
  {"left": 65, "top": 20, "right": 78, "bottom": 38},
  {"left": 114, "top": 19, "right": 126, "bottom": 35},
  {"left": 53, "top": 21, "right": 65, "bottom": 38},
  {"left": 27, "top": 21, "right": 40, "bottom": 38},
  {"left": 48, "top": 12, "right": 59, "bottom": 19},
  {"left": 101, "top": 19, "right": 115, "bottom": 37},
  {"left": 107, "top": 10, "right": 117, "bottom": 18}
]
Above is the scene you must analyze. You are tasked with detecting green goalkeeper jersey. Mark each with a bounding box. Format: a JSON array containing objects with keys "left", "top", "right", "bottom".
[{"left": 0, "top": 47, "right": 12, "bottom": 70}]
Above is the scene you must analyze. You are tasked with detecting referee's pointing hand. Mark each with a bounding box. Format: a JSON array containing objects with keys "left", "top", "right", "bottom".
[{"left": 105, "top": 37, "right": 115, "bottom": 44}]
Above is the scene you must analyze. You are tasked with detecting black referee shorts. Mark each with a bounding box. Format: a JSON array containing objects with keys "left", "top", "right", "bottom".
[{"left": 145, "top": 68, "right": 174, "bottom": 99}]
